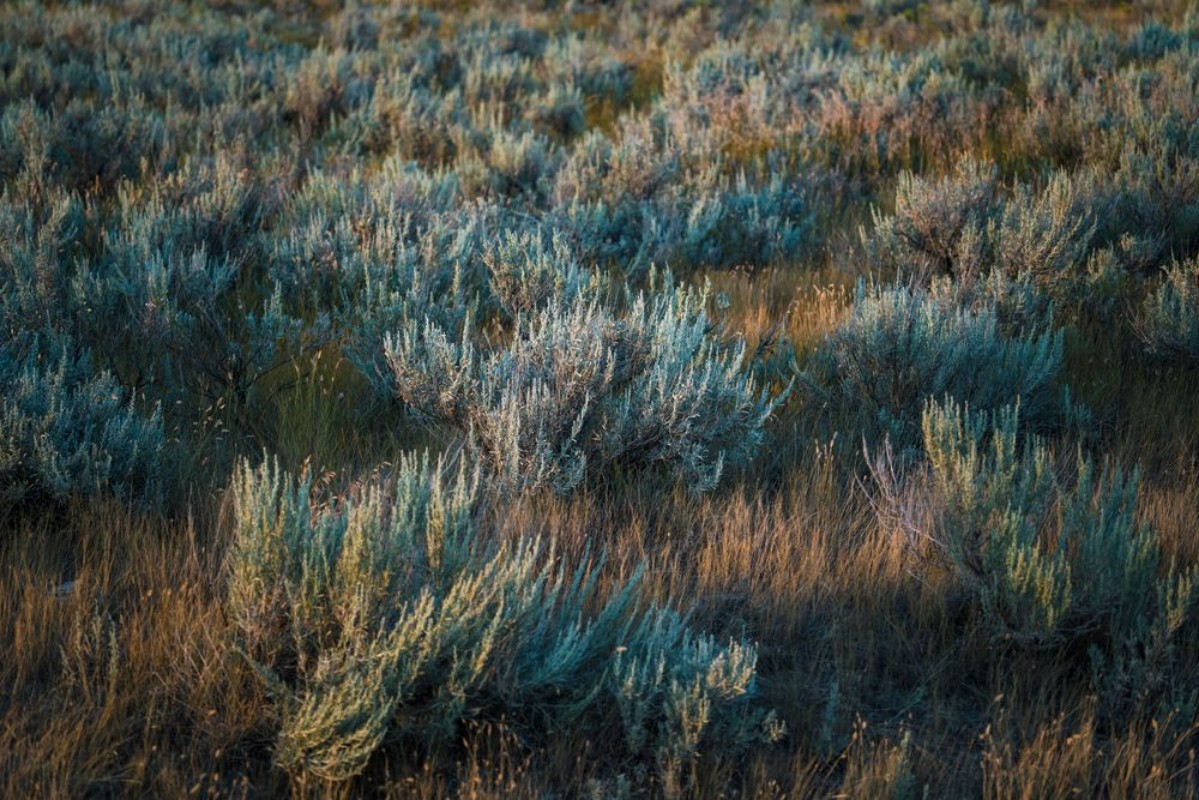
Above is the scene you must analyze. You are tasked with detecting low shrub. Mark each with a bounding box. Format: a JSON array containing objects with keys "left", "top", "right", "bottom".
[
  {"left": 482, "top": 227, "right": 596, "bottom": 318},
  {"left": 866, "top": 163, "right": 1102, "bottom": 296},
  {"left": 866, "top": 159, "right": 1001, "bottom": 282},
  {"left": 1135, "top": 256, "right": 1199, "bottom": 364},
  {"left": 0, "top": 331, "right": 163, "bottom": 510},
  {"left": 383, "top": 278, "right": 785, "bottom": 494},
  {"left": 805, "top": 281, "right": 1062, "bottom": 451},
  {"left": 227, "top": 455, "right": 782, "bottom": 784},
  {"left": 895, "top": 398, "right": 1197, "bottom": 707}
]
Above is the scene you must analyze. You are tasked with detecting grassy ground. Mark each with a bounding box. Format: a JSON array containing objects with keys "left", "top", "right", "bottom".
[
  {"left": 2, "top": 0, "right": 1199, "bottom": 796},
  {"left": 4, "top": 287, "right": 1196, "bottom": 796}
]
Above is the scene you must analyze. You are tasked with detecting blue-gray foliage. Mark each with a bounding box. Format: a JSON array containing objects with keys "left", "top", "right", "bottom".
[
  {"left": 228, "top": 455, "right": 782, "bottom": 782},
  {"left": 0, "top": 331, "right": 163, "bottom": 509},
  {"left": 806, "top": 281, "right": 1062, "bottom": 450},
  {"left": 384, "top": 278, "right": 786, "bottom": 494},
  {"left": 1135, "top": 256, "right": 1199, "bottom": 364},
  {"left": 902, "top": 399, "right": 1197, "bottom": 702}
]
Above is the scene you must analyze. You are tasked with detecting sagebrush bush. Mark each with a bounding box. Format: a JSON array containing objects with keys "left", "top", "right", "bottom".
[
  {"left": 994, "top": 170, "right": 1099, "bottom": 290},
  {"left": 482, "top": 227, "right": 596, "bottom": 317},
  {"left": 866, "top": 159, "right": 1001, "bottom": 281},
  {"left": 384, "top": 278, "right": 785, "bottom": 494},
  {"left": 902, "top": 398, "right": 1196, "bottom": 683},
  {"left": 866, "top": 163, "right": 1101, "bottom": 294},
  {"left": 0, "top": 331, "right": 163, "bottom": 509},
  {"left": 227, "top": 455, "right": 781, "bottom": 783},
  {"left": 1135, "top": 256, "right": 1199, "bottom": 364},
  {"left": 665, "top": 171, "right": 814, "bottom": 271},
  {"left": 549, "top": 115, "right": 814, "bottom": 274},
  {"left": 805, "top": 281, "right": 1063, "bottom": 450},
  {"left": 274, "top": 206, "right": 486, "bottom": 399},
  {"left": 112, "top": 245, "right": 327, "bottom": 440},
  {"left": 927, "top": 269, "right": 1056, "bottom": 337},
  {"left": 0, "top": 188, "right": 88, "bottom": 331}
]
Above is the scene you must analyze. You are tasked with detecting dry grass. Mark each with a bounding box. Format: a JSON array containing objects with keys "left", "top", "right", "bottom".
[
  {"left": 7, "top": 259, "right": 1198, "bottom": 797},
  {"left": 4, "top": 0, "right": 1199, "bottom": 796},
  {"left": 3, "top": 412, "right": 1197, "bottom": 796},
  {"left": 0, "top": 500, "right": 271, "bottom": 798},
  {"left": 4, "top": 268, "right": 1198, "bottom": 797}
]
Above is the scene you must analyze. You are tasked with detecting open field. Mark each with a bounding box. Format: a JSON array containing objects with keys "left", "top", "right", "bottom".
[{"left": 2, "top": 1, "right": 1199, "bottom": 796}]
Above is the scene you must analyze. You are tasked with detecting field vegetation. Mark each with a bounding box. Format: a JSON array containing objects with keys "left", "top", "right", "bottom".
[{"left": 3, "top": 0, "right": 1199, "bottom": 796}]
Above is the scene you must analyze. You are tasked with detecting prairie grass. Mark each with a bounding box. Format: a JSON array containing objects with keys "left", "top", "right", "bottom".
[{"left": 3, "top": 0, "right": 1199, "bottom": 796}]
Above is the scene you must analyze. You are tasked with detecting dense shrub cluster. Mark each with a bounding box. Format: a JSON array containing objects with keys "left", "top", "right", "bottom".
[
  {"left": 385, "top": 278, "right": 784, "bottom": 494},
  {"left": 228, "top": 455, "right": 781, "bottom": 784},
  {"left": 1135, "top": 256, "right": 1199, "bottom": 363},
  {"left": 0, "top": 331, "right": 163, "bottom": 509},
  {"left": 876, "top": 398, "right": 1197, "bottom": 709},
  {"left": 3, "top": 1, "right": 1199, "bottom": 796},
  {"left": 1, "top": 0, "right": 1195, "bottom": 492},
  {"left": 804, "top": 281, "right": 1062, "bottom": 450}
]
